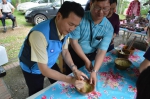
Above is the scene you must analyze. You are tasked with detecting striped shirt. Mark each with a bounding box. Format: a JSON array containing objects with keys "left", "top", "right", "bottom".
[{"left": 69, "top": 11, "right": 114, "bottom": 54}]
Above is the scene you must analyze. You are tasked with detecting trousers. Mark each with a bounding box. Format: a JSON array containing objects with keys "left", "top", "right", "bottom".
[{"left": 22, "top": 63, "right": 61, "bottom": 96}]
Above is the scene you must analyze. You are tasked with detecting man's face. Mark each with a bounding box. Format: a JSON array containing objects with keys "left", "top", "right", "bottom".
[
  {"left": 134, "top": 0, "right": 138, "bottom": 2},
  {"left": 107, "top": 3, "right": 117, "bottom": 17},
  {"left": 56, "top": 12, "right": 81, "bottom": 35},
  {"left": 2, "top": 0, "right": 6, "bottom": 3},
  {"left": 90, "top": 1, "right": 110, "bottom": 21}
]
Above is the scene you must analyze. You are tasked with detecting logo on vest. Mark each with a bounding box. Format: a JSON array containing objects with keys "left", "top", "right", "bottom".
[{"left": 50, "top": 49, "right": 54, "bottom": 53}]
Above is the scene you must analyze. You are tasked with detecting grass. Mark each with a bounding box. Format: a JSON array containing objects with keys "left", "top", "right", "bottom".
[
  {"left": 0, "top": 34, "right": 26, "bottom": 60},
  {"left": 0, "top": 10, "right": 33, "bottom": 65}
]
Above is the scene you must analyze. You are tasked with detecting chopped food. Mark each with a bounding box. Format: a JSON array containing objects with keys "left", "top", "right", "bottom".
[
  {"left": 80, "top": 81, "right": 93, "bottom": 93},
  {"left": 116, "top": 59, "right": 131, "bottom": 67}
]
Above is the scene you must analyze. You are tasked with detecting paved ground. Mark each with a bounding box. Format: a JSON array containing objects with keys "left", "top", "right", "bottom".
[{"left": 0, "top": 30, "right": 147, "bottom": 99}]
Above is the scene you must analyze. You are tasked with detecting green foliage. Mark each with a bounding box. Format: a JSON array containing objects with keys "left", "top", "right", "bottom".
[
  {"left": 122, "top": 1, "right": 129, "bottom": 14},
  {"left": 141, "top": 9, "right": 149, "bottom": 15},
  {"left": 11, "top": 0, "right": 31, "bottom": 7},
  {"left": 119, "top": 14, "right": 126, "bottom": 20},
  {"left": 0, "top": 10, "right": 33, "bottom": 61},
  {"left": 141, "top": 6, "right": 149, "bottom": 15},
  {"left": 117, "top": 0, "right": 149, "bottom": 16},
  {"left": 117, "top": 0, "right": 130, "bottom": 15},
  {"left": 0, "top": 33, "right": 27, "bottom": 60}
]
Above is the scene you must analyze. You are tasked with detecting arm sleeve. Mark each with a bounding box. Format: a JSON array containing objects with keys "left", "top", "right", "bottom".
[
  {"left": 8, "top": 2, "right": 14, "bottom": 9},
  {"left": 144, "top": 47, "right": 150, "bottom": 61},
  {"left": 114, "top": 15, "right": 120, "bottom": 34},
  {"left": 29, "top": 31, "right": 48, "bottom": 64},
  {"left": 63, "top": 38, "right": 69, "bottom": 49},
  {"left": 69, "top": 26, "right": 81, "bottom": 40}
]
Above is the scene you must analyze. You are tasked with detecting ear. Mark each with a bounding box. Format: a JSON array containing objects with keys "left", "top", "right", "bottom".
[{"left": 56, "top": 12, "right": 62, "bottom": 21}]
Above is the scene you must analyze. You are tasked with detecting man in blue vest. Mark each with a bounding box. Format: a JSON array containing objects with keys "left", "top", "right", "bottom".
[{"left": 18, "top": 1, "right": 88, "bottom": 96}]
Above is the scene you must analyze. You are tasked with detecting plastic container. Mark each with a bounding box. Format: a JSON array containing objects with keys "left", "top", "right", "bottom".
[{"left": 0, "top": 46, "right": 8, "bottom": 66}]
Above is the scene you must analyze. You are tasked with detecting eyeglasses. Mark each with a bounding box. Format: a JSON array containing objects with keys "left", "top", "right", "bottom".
[{"left": 93, "top": 5, "right": 110, "bottom": 12}]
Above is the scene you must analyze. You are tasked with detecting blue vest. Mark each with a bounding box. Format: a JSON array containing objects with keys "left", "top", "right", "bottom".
[{"left": 18, "top": 18, "right": 68, "bottom": 74}]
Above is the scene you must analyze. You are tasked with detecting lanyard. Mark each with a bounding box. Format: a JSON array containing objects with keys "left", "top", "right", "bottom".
[{"left": 89, "top": 20, "right": 93, "bottom": 41}]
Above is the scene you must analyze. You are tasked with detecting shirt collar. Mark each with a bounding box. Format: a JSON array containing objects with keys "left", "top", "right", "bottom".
[{"left": 55, "top": 19, "right": 64, "bottom": 40}]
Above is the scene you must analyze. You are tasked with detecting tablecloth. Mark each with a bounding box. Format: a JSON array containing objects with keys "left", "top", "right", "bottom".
[{"left": 31, "top": 45, "right": 145, "bottom": 99}]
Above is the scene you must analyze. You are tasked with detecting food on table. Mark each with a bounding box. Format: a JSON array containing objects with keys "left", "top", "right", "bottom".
[
  {"left": 77, "top": 80, "right": 94, "bottom": 94},
  {"left": 115, "top": 58, "right": 132, "bottom": 70},
  {"left": 115, "top": 59, "right": 131, "bottom": 67}
]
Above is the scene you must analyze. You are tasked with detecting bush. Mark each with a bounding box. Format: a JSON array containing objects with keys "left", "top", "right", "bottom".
[
  {"left": 11, "top": 0, "right": 31, "bottom": 7},
  {"left": 141, "top": 7, "right": 149, "bottom": 15}
]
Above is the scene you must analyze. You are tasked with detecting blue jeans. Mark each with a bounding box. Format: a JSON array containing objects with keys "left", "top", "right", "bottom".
[{"left": 1, "top": 12, "right": 15, "bottom": 27}]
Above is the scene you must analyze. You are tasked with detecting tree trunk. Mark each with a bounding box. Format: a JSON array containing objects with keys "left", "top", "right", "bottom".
[{"left": 120, "top": 0, "right": 123, "bottom": 14}]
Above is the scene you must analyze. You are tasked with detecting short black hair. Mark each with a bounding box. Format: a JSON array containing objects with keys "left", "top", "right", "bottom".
[
  {"left": 136, "top": 66, "right": 150, "bottom": 99},
  {"left": 58, "top": 1, "right": 84, "bottom": 19},
  {"left": 111, "top": 0, "right": 117, "bottom": 4},
  {"left": 91, "top": 0, "right": 113, "bottom": 5}
]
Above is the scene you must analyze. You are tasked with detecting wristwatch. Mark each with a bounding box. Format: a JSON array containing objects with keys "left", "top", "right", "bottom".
[
  {"left": 91, "top": 69, "right": 97, "bottom": 73},
  {"left": 70, "top": 64, "right": 76, "bottom": 70}
]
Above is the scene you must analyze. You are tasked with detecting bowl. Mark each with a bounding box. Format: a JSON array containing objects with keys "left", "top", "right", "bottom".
[
  {"left": 122, "top": 45, "right": 135, "bottom": 55},
  {"left": 118, "top": 49, "right": 130, "bottom": 59},
  {"left": 127, "top": 27, "right": 135, "bottom": 31},
  {"left": 135, "top": 27, "right": 144, "bottom": 32},
  {"left": 76, "top": 79, "right": 94, "bottom": 94},
  {"left": 115, "top": 58, "right": 132, "bottom": 70}
]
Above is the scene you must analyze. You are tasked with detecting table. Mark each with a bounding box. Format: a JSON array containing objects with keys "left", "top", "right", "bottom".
[
  {"left": 120, "top": 28, "right": 147, "bottom": 44},
  {"left": 27, "top": 45, "right": 145, "bottom": 99}
]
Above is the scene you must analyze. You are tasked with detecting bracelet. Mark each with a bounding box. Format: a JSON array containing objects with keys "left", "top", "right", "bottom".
[
  {"left": 70, "top": 64, "right": 76, "bottom": 70},
  {"left": 91, "top": 69, "right": 97, "bottom": 73}
]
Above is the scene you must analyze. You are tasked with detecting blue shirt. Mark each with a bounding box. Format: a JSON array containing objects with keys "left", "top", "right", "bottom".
[
  {"left": 69, "top": 11, "right": 114, "bottom": 54},
  {"left": 147, "top": 13, "right": 150, "bottom": 21},
  {"left": 144, "top": 47, "right": 150, "bottom": 61}
]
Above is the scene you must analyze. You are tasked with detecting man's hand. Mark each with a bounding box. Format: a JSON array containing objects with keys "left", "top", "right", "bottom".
[
  {"left": 85, "top": 60, "right": 93, "bottom": 72},
  {"left": 8, "top": 12, "right": 12, "bottom": 15},
  {"left": 90, "top": 71, "right": 97, "bottom": 87},
  {"left": 0, "top": 14, "right": 3, "bottom": 18},
  {"left": 73, "top": 69, "right": 88, "bottom": 80},
  {"left": 72, "top": 77, "right": 85, "bottom": 90}
]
